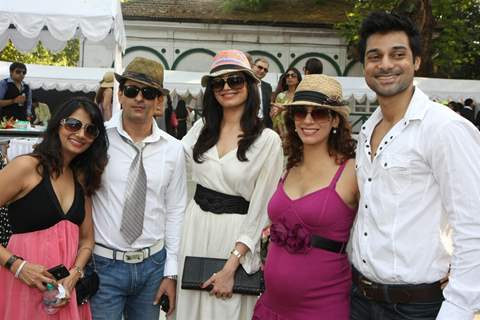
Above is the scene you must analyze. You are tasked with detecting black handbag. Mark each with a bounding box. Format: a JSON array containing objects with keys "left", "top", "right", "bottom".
[
  {"left": 76, "top": 256, "right": 100, "bottom": 305},
  {"left": 181, "top": 256, "right": 264, "bottom": 296}
]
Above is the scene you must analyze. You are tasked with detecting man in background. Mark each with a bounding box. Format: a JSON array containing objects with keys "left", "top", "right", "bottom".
[
  {"left": 0, "top": 62, "right": 32, "bottom": 121},
  {"left": 303, "top": 57, "right": 323, "bottom": 75},
  {"left": 252, "top": 57, "right": 273, "bottom": 128}
]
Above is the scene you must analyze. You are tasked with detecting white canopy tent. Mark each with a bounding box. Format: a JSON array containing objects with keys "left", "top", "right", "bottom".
[
  {"left": 2, "top": 61, "right": 480, "bottom": 109},
  {"left": 0, "top": 0, "right": 126, "bottom": 110}
]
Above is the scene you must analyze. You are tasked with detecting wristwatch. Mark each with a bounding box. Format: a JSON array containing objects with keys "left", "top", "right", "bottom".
[{"left": 163, "top": 275, "right": 177, "bottom": 281}]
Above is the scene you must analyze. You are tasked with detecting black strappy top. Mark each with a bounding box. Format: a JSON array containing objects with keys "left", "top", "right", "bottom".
[{"left": 7, "top": 172, "right": 85, "bottom": 234}]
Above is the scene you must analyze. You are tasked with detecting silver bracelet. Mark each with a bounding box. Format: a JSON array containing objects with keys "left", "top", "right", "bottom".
[{"left": 14, "top": 260, "right": 27, "bottom": 278}]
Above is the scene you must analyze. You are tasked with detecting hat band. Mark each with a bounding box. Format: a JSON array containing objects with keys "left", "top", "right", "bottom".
[
  {"left": 293, "top": 91, "right": 343, "bottom": 107},
  {"left": 210, "top": 64, "right": 247, "bottom": 75},
  {"left": 122, "top": 71, "right": 163, "bottom": 88}
]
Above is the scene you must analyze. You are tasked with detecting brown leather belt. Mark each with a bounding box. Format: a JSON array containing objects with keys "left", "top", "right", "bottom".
[{"left": 352, "top": 268, "right": 444, "bottom": 304}]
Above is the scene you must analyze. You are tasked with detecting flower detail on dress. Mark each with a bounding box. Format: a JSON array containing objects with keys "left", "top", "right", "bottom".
[{"left": 270, "top": 220, "right": 311, "bottom": 254}]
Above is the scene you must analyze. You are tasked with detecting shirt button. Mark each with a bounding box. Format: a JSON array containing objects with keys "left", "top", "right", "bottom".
[
  {"left": 368, "top": 178, "right": 372, "bottom": 182},
  {"left": 404, "top": 121, "right": 407, "bottom": 125},
  {"left": 365, "top": 204, "right": 368, "bottom": 208},
  {"left": 366, "top": 145, "right": 370, "bottom": 148},
  {"left": 368, "top": 151, "right": 371, "bottom": 155},
  {"left": 384, "top": 141, "right": 388, "bottom": 144},
  {"left": 390, "top": 136, "right": 393, "bottom": 139},
  {"left": 384, "top": 163, "right": 387, "bottom": 167},
  {"left": 362, "top": 126, "right": 366, "bottom": 130},
  {"left": 364, "top": 232, "right": 368, "bottom": 236},
  {"left": 362, "top": 259, "right": 367, "bottom": 264},
  {"left": 379, "top": 147, "right": 383, "bottom": 150}
]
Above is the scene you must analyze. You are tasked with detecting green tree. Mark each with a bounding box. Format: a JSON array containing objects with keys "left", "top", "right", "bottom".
[
  {"left": 337, "top": 0, "right": 480, "bottom": 79},
  {"left": 0, "top": 39, "right": 79, "bottom": 66}
]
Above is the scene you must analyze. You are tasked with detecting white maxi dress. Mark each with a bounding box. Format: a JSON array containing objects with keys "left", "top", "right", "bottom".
[{"left": 174, "top": 120, "right": 283, "bottom": 320}]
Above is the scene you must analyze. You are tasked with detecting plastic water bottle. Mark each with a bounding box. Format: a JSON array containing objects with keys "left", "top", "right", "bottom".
[{"left": 42, "top": 283, "right": 59, "bottom": 315}]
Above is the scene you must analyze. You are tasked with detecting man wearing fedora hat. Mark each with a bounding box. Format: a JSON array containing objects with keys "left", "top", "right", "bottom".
[
  {"left": 90, "top": 57, "right": 187, "bottom": 320},
  {"left": 350, "top": 12, "right": 480, "bottom": 320}
]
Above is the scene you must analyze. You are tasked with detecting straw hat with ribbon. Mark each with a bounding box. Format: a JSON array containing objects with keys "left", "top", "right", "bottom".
[
  {"left": 99, "top": 71, "right": 114, "bottom": 88},
  {"left": 201, "top": 50, "right": 259, "bottom": 87},
  {"left": 284, "top": 74, "right": 350, "bottom": 120},
  {"left": 115, "top": 57, "right": 169, "bottom": 95}
]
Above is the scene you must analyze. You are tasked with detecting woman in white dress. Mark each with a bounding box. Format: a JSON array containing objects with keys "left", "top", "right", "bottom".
[{"left": 174, "top": 50, "right": 283, "bottom": 319}]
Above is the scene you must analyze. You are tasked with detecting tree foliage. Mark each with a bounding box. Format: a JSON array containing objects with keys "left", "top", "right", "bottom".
[
  {"left": 336, "top": 0, "right": 480, "bottom": 79},
  {"left": 0, "top": 39, "right": 79, "bottom": 66}
]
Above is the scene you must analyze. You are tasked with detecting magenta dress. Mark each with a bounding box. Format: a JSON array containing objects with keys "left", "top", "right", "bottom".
[
  {"left": 0, "top": 173, "right": 91, "bottom": 320},
  {"left": 253, "top": 162, "right": 356, "bottom": 320}
]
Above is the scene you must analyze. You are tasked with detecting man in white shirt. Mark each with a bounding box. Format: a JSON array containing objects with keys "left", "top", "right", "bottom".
[
  {"left": 350, "top": 12, "right": 480, "bottom": 320},
  {"left": 90, "top": 57, "right": 187, "bottom": 320},
  {"left": 252, "top": 57, "right": 273, "bottom": 128}
]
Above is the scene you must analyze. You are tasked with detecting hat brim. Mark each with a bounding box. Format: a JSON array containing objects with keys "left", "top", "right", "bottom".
[
  {"left": 114, "top": 73, "right": 170, "bottom": 95},
  {"left": 201, "top": 69, "right": 259, "bottom": 87},
  {"left": 100, "top": 81, "right": 114, "bottom": 88},
  {"left": 284, "top": 100, "right": 350, "bottom": 119}
]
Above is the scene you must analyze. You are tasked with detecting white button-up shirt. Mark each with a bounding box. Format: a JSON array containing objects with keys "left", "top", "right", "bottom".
[
  {"left": 92, "top": 111, "right": 187, "bottom": 276},
  {"left": 351, "top": 88, "right": 480, "bottom": 319}
]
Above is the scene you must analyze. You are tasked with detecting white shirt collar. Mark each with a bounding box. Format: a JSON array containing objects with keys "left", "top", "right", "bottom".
[{"left": 105, "top": 110, "right": 167, "bottom": 144}]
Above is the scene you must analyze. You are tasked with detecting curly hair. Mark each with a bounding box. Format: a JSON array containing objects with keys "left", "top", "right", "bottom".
[
  {"left": 31, "top": 97, "right": 109, "bottom": 196},
  {"left": 193, "top": 71, "right": 264, "bottom": 163},
  {"left": 283, "top": 107, "right": 356, "bottom": 170}
]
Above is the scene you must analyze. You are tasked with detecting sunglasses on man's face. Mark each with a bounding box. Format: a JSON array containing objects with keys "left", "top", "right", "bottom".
[
  {"left": 60, "top": 118, "right": 99, "bottom": 140},
  {"left": 122, "top": 85, "right": 160, "bottom": 100},
  {"left": 255, "top": 65, "right": 269, "bottom": 73},
  {"left": 291, "top": 106, "right": 332, "bottom": 123},
  {"left": 14, "top": 69, "right": 26, "bottom": 75},
  {"left": 211, "top": 75, "right": 246, "bottom": 92}
]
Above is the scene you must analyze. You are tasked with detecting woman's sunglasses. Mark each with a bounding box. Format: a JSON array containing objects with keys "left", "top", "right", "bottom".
[
  {"left": 285, "top": 73, "right": 297, "bottom": 78},
  {"left": 60, "top": 118, "right": 100, "bottom": 140},
  {"left": 211, "top": 75, "right": 246, "bottom": 92},
  {"left": 123, "top": 85, "right": 160, "bottom": 100},
  {"left": 291, "top": 106, "right": 332, "bottom": 123}
]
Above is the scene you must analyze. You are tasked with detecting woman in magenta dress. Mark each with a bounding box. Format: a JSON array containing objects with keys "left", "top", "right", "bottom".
[
  {"left": 0, "top": 97, "right": 108, "bottom": 319},
  {"left": 253, "top": 74, "right": 359, "bottom": 320}
]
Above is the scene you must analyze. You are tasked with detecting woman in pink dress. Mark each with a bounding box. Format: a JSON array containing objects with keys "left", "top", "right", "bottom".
[
  {"left": 253, "top": 74, "right": 359, "bottom": 320},
  {"left": 0, "top": 97, "right": 108, "bottom": 319}
]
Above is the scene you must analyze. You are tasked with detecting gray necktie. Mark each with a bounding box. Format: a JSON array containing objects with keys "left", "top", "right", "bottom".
[{"left": 120, "top": 140, "right": 147, "bottom": 244}]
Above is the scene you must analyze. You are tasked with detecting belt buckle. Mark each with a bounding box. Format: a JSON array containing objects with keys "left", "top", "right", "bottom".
[
  {"left": 360, "top": 278, "right": 374, "bottom": 300},
  {"left": 123, "top": 250, "right": 145, "bottom": 264}
]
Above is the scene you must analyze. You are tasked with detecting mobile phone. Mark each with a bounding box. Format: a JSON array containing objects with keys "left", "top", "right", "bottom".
[
  {"left": 160, "top": 294, "right": 169, "bottom": 313},
  {"left": 47, "top": 264, "right": 70, "bottom": 280}
]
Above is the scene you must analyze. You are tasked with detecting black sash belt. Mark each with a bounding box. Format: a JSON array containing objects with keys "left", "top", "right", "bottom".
[
  {"left": 311, "top": 234, "right": 347, "bottom": 254},
  {"left": 194, "top": 184, "right": 250, "bottom": 215}
]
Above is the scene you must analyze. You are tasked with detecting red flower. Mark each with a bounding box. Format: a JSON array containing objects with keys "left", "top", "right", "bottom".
[{"left": 270, "top": 221, "right": 311, "bottom": 254}]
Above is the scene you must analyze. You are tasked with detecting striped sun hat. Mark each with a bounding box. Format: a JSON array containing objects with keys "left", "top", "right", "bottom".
[{"left": 201, "top": 50, "right": 259, "bottom": 87}]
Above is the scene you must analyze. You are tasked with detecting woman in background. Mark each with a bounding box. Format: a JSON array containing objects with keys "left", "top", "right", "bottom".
[
  {"left": 271, "top": 67, "right": 302, "bottom": 138},
  {"left": 0, "top": 97, "right": 108, "bottom": 319},
  {"left": 95, "top": 72, "right": 114, "bottom": 121}
]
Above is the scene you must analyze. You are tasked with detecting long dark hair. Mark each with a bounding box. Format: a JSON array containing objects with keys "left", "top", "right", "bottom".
[
  {"left": 193, "top": 71, "right": 263, "bottom": 162},
  {"left": 31, "top": 97, "right": 109, "bottom": 196},
  {"left": 272, "top": 67, "right": 302, "bottom": 101},
  {"left": 284, "top": 108, "right": 356, "bottom": 169}
]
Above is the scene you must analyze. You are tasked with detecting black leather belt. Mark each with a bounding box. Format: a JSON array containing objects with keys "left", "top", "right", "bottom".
[
  {"left": 194, "top": 184, "right": 249, "bottom": 215},
  {"left": 352, "top": 267, "right": 444, "bottom": 304},
  {"left": 311, "top": 234, "right": 347, "bottom": 254}
]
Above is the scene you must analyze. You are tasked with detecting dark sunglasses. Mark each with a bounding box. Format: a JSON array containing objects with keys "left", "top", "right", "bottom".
[
  {"left": 211, "top": 75, "right": 246, "bottom": 92},
  {"left": 255, "top": 65, "right": 269, "bottom": 72},
  {"left": 285, "top": 73, "right": 297, "bottom": 78},
  {"left": 60, "top": 118, "right": 99, "bottom": 140},
  {"left": 14, "top": 69, "right": 26, "bottom": 75},
  {"left": 123, "top": 85, "right": 160, "bottom": 100},
  {"left": 291, "top": 106, "right": 332, "bottom": 122}
]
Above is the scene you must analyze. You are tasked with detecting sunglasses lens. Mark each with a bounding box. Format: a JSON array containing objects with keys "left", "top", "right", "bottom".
[
  {"left": 211, "top": 78, "right": 226, "bottom": 91},
  {"left": 226, "top": 76, "right": 246, "bottom": 90},
  {"left": 292, "top": 106, "right": 308, "bottom": 120},
  {"left": 141, "top": 87, "right": 159, "bottom": 100},
  {"left": 123, "top": 86, "right": 140, "bottom": 98},
  {"left": 311, "top": 109, "right": 331, "bottom": 121},
  {"left": 85, "top": 124, "right": 100, "bottom": 139},
  {"left": 63, "top": 118, "right": 82, "bottom": 132}
]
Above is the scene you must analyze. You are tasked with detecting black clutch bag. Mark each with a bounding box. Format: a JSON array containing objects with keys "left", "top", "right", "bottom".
[{"left": 181, "top": 256, "right": 264, "bottom": 296}]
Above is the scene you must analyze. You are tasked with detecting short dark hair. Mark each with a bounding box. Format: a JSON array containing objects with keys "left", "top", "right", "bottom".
[
  {"left": 31, "top": 97, "right": 108, "bottom": 196},
  {"left": 304, "top": 58, "right": 323, "bottom": 74},
  {"left": 9, "top": 62, "right": 27, "bottom": 73},
  {"left": 358, "top": 11, "right": 422, "bottom": 64},
  {"left": 464, "top": 98, "right": 473, "bottom": 106}
]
